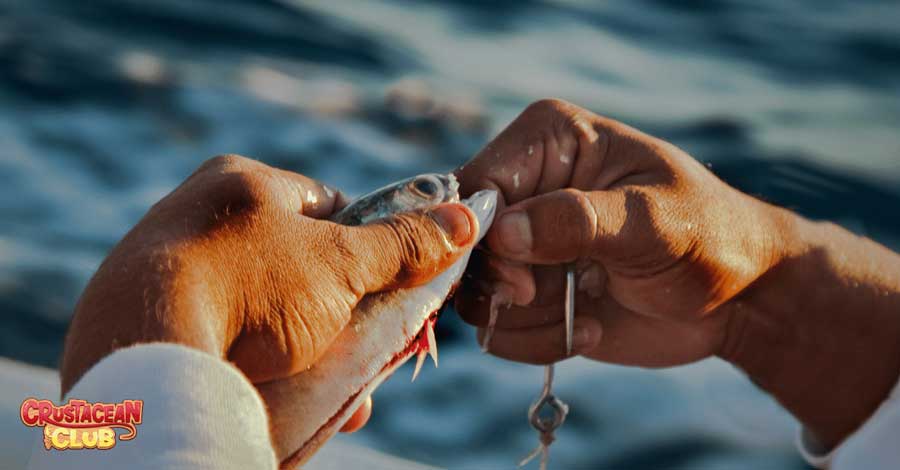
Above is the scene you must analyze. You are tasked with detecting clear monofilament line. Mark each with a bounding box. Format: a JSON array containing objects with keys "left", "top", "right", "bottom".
[{"left": 519, "top": 443, "right": 543, "bottom": 469}]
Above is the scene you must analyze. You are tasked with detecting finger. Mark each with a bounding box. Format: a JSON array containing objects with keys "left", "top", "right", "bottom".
[
  {"left": 486, "top": 187, "right": 640, "bottom": 264},
  {"left": 455, "top": 99, "right": 604, "bottom": 204},
  {"left": 336, "top": 203, "right": 478, "bottom": 293},
  {"left": 487, "top": 258, "right": 535, "bottom": 306},
  {"left": 193, "top": 154, "right": 349, "bottom": 219},
  {"left": 476, "top": 315, "right": 602, "bottom": 365},
  {"left": 268, "top": 167, "right": 349, "bottom": 219},
  {"left": 527, "top": 263, "right": 607, "bottom": 306},
  {"left": 333, "top": 192, "right": 352, "bottom": 212},
  {"left": 456, "top": 276, "right": 596, "bottom": 330},
  {"left": 456, "top": 287, "right": 562, "bottom": 329},
  {"left": 455, "top": 99, "right": 669, "bottom": 202},
  {"left": 339, "top": 395, "right": 372, "bottom": 433},
  {"left": 455, "top": 264, "right": 564, "bottom": 328},
  {"left": 463, "top": 250, "right": 536, "bottom": 306}
]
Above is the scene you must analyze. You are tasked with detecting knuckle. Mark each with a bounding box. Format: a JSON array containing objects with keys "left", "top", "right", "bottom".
[
  {"left": 198, "top": 154, "right": 255, "bottom": 174},
  {"left": 562, "top": 187, "right": 596, "bottom": 225},
  {"left": 551, "top": 189, "right": 597, "bottom": 258},
  {"left": 193, "top": 155, "right": 275, "bottom": 216},
  {"left": 525, "top": 98, "right": 571, "bottom": 116},
  {"left": 382, "top": 212, "right": 453, "bottom": 286},
  {"left": 212, "top": 170, "right": 272, "bottom": 215},
  {"left": 382, "top": 215, "right": 431, "bottom": 284},
  {"left": 525, "top": 99, "right": 602, "bottom": 164},
  {"left": 183, "top": 168, "right": 275, "bottom": 236},
  {"left": 524, "top": 99, "right": 579, "bottom": 132}
]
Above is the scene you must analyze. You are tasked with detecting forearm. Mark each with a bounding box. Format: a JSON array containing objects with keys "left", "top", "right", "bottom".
[{"left": 719, "top": 206, "right": 900, "bottom": 449}]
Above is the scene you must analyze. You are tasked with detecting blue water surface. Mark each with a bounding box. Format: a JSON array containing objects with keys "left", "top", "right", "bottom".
[{"left": 1, "top": 1, "right": 899, "bottom": 468}]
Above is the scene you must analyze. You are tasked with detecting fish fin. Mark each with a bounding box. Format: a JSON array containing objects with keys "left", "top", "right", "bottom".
[
  {"left": 411, "top": 349, "right": 427, "bottom": 382},
  {"left": 426, "top": 322, "right": 438, "bottom": 367}
]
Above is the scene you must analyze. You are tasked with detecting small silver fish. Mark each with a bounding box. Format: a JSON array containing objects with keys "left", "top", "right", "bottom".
[
  {"left": 331, "top": 173, "right": 461, "bottom": 226},
  {"left": 260, "top": 173, "right": 496, "bottom": 468}
]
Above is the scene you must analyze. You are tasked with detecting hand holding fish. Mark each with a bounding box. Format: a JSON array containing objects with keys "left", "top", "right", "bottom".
[
  {"left": 59, "top": 154, "right": 478, "bottom": 433},
  {"left": 456, "top": 99, "right": 900, "bottom": 450}
]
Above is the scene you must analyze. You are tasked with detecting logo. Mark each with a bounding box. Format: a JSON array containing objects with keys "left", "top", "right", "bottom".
[{"left": 20, "top": 398, "right": 143, "bottom": 450}]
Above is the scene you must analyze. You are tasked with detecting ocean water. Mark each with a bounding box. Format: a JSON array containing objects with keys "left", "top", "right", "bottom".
[{"left": 1, "top": 0, "right": 899, "bottom": 468}]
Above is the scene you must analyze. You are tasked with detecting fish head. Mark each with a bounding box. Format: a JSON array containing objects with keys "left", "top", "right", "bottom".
[{"left": 331, "top": 173, "right": 461, "bottom": 226}]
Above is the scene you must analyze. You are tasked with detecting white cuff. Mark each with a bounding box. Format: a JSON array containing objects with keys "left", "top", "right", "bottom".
[
  {"left": 27, "top": 343, "right": 277, "bottom": 470},
  {"left": 797, "top": 372, "right": 900, "bottom": 469},
  {"left": 796, "top": 426, "right": 834, "bottom": 468}
]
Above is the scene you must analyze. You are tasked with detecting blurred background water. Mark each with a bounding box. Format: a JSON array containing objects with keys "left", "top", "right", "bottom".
[{"left": 1, "top": 0, "right": 899, "bottom": 468}]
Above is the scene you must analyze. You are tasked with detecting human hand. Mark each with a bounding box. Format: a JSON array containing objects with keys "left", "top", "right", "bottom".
[
  {"left": 454, "top": 99, "right": 784, "bottom": 367},
  {"left": 60, "top": 154, "right": 477, "bottom": 432}
]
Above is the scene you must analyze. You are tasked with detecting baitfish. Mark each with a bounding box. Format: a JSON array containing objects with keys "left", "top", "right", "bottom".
[
  {"left": 331, "top": 173, "right": 461, "bottom": 226},
  {"left": 259, "top": 173, "right": 497, "bottom": 468}
]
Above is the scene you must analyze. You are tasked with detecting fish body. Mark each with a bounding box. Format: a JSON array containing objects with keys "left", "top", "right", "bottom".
[{"left": 259, "top": 174, "right": 496, "bottom": 468}]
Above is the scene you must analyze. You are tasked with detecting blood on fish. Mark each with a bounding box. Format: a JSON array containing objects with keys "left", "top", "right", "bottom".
[{"left": 410, "top": 316, "right": 439, "bottom": 381}]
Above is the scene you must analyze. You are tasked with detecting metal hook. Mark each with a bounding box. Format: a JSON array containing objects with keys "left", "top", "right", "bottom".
[{"left": 564, "top": 264, "right": 575, "bottom": 355}]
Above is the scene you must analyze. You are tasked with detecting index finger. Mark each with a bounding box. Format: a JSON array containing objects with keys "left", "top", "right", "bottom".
[
  {"left": 269, "top": 167, "right": 350, "bottom": 219},
  {"left": 454, "top": 98, "right": 605, "bottom": 206},
  {"left": 455, "top": 99, "right": 670, "bottom": 208}
]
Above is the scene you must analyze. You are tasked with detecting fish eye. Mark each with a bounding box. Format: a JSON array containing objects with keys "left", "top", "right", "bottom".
[{"left": 409, "top": 176, "right": 442, "bottom": 199}]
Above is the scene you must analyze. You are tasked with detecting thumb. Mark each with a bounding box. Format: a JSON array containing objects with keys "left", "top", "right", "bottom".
[
  {"left": 485, "top": 188, "right": 630, "bottom": 264},
  {"left": 337, "top": 203, "right": 478, "bottom": 293}
]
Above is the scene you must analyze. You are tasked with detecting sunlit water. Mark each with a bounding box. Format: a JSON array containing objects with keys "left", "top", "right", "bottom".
[{"left": 2, "top": 1, "right": 899, "bottom": 468}]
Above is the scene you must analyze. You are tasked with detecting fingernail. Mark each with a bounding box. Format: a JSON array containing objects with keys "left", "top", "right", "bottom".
[
  {"left": 573, "top": 326, "right": 596, "bottom": 351},
  {"left": 430, "top": 205, "right": 472, "bottom": 246},
  {"left": 495, "top": 210, "right": 532, "bottom": 255}
]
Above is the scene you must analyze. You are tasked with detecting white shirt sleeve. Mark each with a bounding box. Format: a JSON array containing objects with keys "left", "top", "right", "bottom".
[
  {"left": 797, "top": 373, "right": 900, "bottom": 469},
  {"left": 26, "top": 343, "right": 277, "bottom": 470}
]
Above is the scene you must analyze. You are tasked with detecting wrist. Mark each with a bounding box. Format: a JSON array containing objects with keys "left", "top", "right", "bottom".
[{"left": 717, "top": 208, "right": 900, "bottom": 448}]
